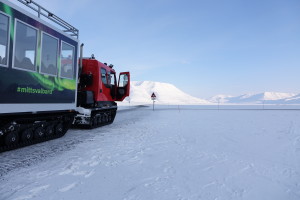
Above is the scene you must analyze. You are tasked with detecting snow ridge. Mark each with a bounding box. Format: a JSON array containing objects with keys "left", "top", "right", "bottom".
[
  {"left": 209, "top": 92, "right": 298, "bottom": 104},
  {"left": 120, "top": 81, "right": 300, "bottom": 105},
  {"left": 123, "top": 81, "right": 209, "bottom": 105}
]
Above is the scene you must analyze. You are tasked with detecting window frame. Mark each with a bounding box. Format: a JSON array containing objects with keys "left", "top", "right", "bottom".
[
  {"left": 0, "top": 11, "right": 11, "bottom": 68},
  {"left": 60, "top": 40, "right": 75, "bottom": 79},
  {"left": 109, "top": 71, "right": 116, "bottom": 86},
  {"left": 39, "top": 31, "right": 59, "bottom": 77},
  {"left": 12, "top": 18, "right": 39, "bottom": 72},
  {"left": 101, "top": 68, "right": 107, "bottom": 84}
]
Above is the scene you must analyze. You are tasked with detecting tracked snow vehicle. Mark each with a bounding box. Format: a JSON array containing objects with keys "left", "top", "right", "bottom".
[
  {"left": 0, "top": 0, "right": 130, "bottom": 152},
  {"left": 75, "top": 53, "right": 130, "bottom": 128}
]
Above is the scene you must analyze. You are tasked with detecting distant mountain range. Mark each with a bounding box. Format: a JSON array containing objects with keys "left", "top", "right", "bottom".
[
  {"left": 119, "top": 81, "right": 300, "bottom": 105},
  {"left": 209, "top": 92, "right": 300, "bottom": 104}
]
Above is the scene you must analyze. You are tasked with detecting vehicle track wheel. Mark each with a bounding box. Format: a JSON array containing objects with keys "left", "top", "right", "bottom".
[
  {"left": 21, "top": 129, "right": 33, "bottom": 141},
  {"left": 5, "top": 131, "right": 19, "bottom": 145},
  {"left": 55, "top": 123, "right": 64, "bottom": 135},
  {"left": 93, "top": 117, "right": 98, "bottom": 126},
  {"left": 45, "top": 125, "right": 54, "bottom": 136},
  {"left": 97, "top": 116, "right": 102, "bottom": 124},
  {"left": 102, "top": 115, "right": 106, "bottom": 123},
  {"left": 34, "top": 127, "right": 45, "bottom": 139}
]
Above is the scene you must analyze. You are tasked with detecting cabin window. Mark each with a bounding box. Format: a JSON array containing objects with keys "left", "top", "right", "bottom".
[
  {"left": 119, "top": 73, "right": 129, "bottom": 87},
  {"left": 41, "top": 32, "right": 58, "bottom": 76},
  {"left": 109, "top": 72, "right": 116, "bottom": 85},
  {"left": 0, "top": 12, "right": 9, "bottom": 67},
  {"left": 101, "top": 68, "right": 107, "bottom": 84},
  {"left": 14, "top": 20, "right": 37, "bottom": 71},
  {"left": 60, "top": 41, "right": 75, "bottom": 79}
]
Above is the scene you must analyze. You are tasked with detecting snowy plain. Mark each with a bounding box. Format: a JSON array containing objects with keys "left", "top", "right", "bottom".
[{"left": 1, "top": 105, "right": 300, "bottom": 200}]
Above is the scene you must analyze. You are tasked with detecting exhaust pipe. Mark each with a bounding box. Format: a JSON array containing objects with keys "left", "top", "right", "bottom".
[
  {"left": 80, "top": 43, "right": 84, "bottom": 69},
  {"left": 78, "top": 43, "right": 84, "bottom": 76}
]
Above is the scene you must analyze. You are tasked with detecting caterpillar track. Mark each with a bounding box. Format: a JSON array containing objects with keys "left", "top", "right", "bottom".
[
  {"left": 73, "top": 107, "right": 117, "bottom": 129},
  {"left": 0, "top": 107, "right": 117, "bottom": 152},
  {"left": 0, "top": 113, "right": 75, "bottom": 153}
]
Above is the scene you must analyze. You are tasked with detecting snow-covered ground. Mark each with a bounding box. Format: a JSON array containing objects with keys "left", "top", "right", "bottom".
[{"left": 1, "top": 106, "right": 300, "bottom": 200}]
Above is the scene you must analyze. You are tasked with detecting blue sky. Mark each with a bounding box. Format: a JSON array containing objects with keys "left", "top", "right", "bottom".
[{"left": 35, "top": 0, "right": 300, "bottom": 98}]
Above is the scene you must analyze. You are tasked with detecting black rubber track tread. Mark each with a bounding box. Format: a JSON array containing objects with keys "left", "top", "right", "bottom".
[
  {"left": 73, "top": 107, "right": 117, "bottom": 129},
  {"left": 0, "top": 131, "right": 67, "bottom": 153},
  {"left": 0, "top": 113, "right": 74, "bottom": 153}
]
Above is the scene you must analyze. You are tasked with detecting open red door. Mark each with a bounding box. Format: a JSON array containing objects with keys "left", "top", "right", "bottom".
[{"left": 116, "top": 72, "right": 130, "bottom": 101}]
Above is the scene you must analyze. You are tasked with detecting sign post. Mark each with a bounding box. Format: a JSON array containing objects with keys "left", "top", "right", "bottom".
[{"left": 151, "top": 92, "right": 156, "bottom": 111}]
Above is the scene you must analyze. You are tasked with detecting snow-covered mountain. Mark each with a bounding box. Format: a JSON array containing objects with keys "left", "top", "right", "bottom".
[
  {"left": 282, "top": 94, "right": 300, "bottom": 104},
  {"left": 209, "top": 92, "right": 298, "bottom": 104},
  {"left": 119, "top": 81, "right": 300, "bottom": 105},
  {"left": 121, "top": 81, "right": 209, "bottom": 105}
]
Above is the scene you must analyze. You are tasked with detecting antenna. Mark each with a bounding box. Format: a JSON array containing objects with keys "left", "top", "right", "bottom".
[{"left": 16, "top": 0, "right": 79, "bottom": 38}]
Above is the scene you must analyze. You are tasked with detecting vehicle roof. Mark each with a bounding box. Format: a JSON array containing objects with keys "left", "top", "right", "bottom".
[{"left": 1, "top": 0, "right": 79, "bottom": 42}]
